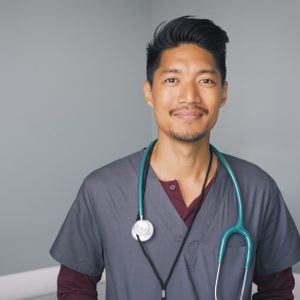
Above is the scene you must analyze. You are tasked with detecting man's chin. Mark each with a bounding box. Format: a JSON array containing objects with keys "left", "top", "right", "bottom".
[{"left": 169, "top": 131, "right": 207, "bottom": 143}]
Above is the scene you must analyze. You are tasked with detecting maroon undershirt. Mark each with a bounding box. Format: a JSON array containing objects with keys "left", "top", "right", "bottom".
[{"left": 57, "top": 175, "right": 295, "bottom": 299}]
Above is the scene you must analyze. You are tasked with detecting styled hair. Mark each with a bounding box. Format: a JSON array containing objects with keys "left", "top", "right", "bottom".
[{"left": 146, "top": 16, "right": 229, "bottom": 85}]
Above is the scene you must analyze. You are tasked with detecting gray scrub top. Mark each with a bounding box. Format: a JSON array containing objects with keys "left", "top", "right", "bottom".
[{"left": 50, "top": 150, "right": 300, "bottom": 300}]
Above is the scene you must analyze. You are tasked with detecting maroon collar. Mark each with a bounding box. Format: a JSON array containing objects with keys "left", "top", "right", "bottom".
[{"left": 159, "top": 174, "right": 216, "bottom": 227}]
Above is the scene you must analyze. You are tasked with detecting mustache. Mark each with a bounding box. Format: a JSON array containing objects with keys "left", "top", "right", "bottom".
[{"left": 169, "top": 105, "right": 209, "bottom": 116}]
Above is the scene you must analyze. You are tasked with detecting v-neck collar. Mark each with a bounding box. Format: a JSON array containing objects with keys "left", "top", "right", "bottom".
[
  {"left": 144, "top": 160, "right": 231, "bottom": 243},
  {"left": 159, "top": 175, "right": 216, "bottom": 226}
]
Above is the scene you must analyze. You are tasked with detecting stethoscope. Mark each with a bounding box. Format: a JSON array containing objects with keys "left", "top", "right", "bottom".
[{"left": 131, "top": 140, "right": 253, "bottom": 300}]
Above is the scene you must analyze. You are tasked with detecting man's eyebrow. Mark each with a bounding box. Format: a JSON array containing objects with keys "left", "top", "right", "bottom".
[
  {"left": 160, "top": 68, "right": 181, "bottom": 74},
  {"left": 160, "top": 68, "right": 218, "bottom": 75},
  {"left": 197, "top": 69, "right": 218, "bottom": 75}
]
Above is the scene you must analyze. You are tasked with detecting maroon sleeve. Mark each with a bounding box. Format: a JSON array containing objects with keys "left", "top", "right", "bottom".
[
  {"left": 57, "top": 265, "right": 102, "bottom": 300},
  {"left": 252, "top": 267, "right": 295, "bottom": 299}
]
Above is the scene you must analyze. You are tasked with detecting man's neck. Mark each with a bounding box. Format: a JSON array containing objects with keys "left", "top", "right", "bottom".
[{"left": 150, "top": 136, "right": 214, "bottom": 182}]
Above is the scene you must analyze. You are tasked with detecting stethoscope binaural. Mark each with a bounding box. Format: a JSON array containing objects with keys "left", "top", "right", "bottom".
[{"left": 131, "top": 140, "right": 253, "bottom": 300}]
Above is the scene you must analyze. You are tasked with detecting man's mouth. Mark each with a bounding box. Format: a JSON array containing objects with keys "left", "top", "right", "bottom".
[
  {"left": 170, "top": 107, "right": 208, "bottom": 120},
  {"left": 173, "top": 110, "right": 204, "bottom": 120}
]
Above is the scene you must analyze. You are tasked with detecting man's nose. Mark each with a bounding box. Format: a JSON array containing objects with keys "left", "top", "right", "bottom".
[{"left": 179, "top": 81, "right": 200, "bottom": 103}]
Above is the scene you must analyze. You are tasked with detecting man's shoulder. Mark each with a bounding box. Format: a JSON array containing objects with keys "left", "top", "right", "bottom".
[
  {"left": 222, "top": 153, "right": 277, "bottom": 188},
  {"left": 83, "top": 149, "right": 143, "bottom": 187}
]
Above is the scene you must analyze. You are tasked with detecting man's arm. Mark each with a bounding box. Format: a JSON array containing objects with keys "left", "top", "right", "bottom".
[
  {"left": 58, "top": 265, "right": 101, "bottom": 300},
  {"left": 252, "top": 267, "right": 295, "bottom": 299}
]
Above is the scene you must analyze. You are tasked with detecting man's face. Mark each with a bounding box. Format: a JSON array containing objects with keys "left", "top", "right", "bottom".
[{"left": 144, "top": 43, "right": 228, "bottom": 143}]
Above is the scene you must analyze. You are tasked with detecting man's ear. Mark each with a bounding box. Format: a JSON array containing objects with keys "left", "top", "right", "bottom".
[
  {"left": 220, "top": 81, "right": 228, "bottom": 108},
  {"left": 144, "top": 80, "right": 153, "bottom": 108}
]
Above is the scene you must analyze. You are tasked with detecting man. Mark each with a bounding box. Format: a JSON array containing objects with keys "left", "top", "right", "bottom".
[{"left": 50, "top": 16, "right": 300, "bottom": 299}]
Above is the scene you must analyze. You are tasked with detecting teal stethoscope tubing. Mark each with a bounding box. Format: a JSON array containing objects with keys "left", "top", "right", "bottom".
[
  {"left": 137, "top": 140, "right": 254, "bottom": 298},
  {"left": 137, "top": 140, "right": 156, "bottom": 220},
  {"left": 210, "top": 145, "right": 253, "bottom": 299},
  {"left": 209, "top": 145, "right": 253, "bottom": 270}
]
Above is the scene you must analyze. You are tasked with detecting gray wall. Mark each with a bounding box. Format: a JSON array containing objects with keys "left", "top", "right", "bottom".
[
  {"left": 0, "top": 0, "right": 151, "bottom": 276},
  {"left": 151, "top": 0, "right": 300, "bottom": 272},
  {"left": 1, "top": 0, "right": 299, "bottom": 276}
]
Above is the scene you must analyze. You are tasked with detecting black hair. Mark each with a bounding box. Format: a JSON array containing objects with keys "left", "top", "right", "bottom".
[{"left": 146, "top": 16, "right": 229, "bottom": 85}]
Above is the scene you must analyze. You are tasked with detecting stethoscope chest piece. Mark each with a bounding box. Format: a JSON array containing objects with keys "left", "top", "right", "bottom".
[{"left": 131, "top": 219, "right": 154, "bottom": 242}]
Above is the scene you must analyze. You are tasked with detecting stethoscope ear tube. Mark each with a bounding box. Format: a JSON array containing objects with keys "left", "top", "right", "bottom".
[
  {"left": 210, "top": 144, "right": 253, "bottom": 269},
  {"left": 217, "top": 225, "right": 253, "bottom": 269},
  {"left": 211, "top": 145, "right": 253, "bottom": 300}
]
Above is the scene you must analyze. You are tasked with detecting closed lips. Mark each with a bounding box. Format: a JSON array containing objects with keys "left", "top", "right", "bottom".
[{"left": 173, "top": 110, "right": 204, "bottom": 119}]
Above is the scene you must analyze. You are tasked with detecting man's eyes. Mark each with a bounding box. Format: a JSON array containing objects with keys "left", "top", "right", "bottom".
[
  {"left": 199, "top": 79, "right": 216, "bottom": 85},
  {"left": 163, "top": 78, "right": 216, "bottom": 85},
  {"left": 164, "top": 78, "right": 177, "bottom": 84}
]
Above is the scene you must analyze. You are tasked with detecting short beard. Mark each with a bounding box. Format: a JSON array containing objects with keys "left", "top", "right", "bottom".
[{"left": 169, "top": 131, "right": 207, "bottom": 143}]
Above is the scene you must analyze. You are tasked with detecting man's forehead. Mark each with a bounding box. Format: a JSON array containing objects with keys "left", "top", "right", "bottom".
[{"left": 158, "top": 44, "right": 217, "bottom": 67}]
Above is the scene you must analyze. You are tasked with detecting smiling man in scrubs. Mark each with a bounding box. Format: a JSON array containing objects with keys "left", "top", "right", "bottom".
[{"left": 50, "top": 16, "right": 300, "bottom": 299}]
